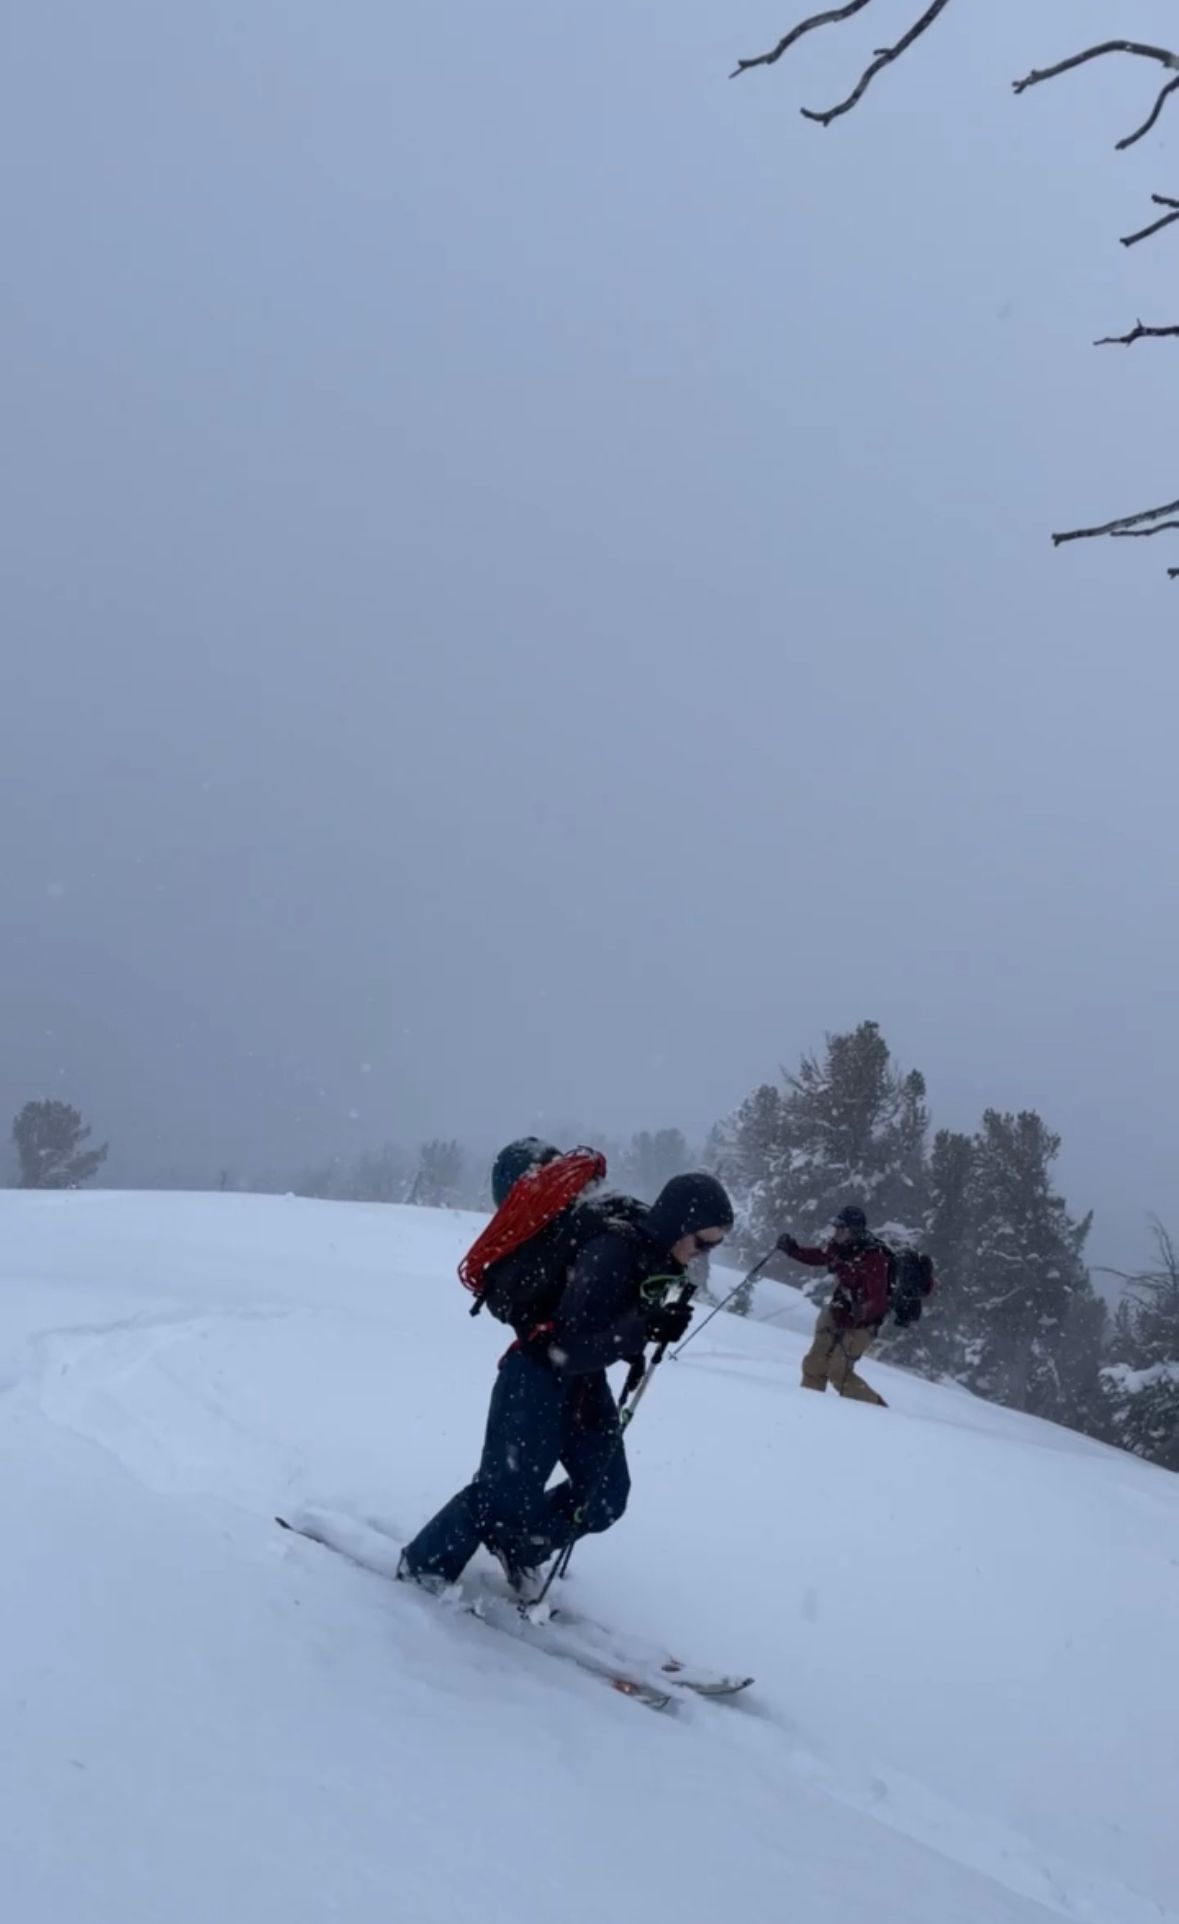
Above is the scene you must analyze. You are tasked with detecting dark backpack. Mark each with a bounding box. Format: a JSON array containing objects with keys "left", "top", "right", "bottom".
[
  {"left": 476, "top": 1193, "right": 649, "bottom": 1331},
  {"left": 459, "top": 1147, "right": 650, "bottom": 1332},
  {"left": 884, "top": 1245, "right": 935, "bottom": 1328}
]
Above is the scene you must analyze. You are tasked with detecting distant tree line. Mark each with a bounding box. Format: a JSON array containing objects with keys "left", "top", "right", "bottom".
[
  {"left": 10, "top": 1044, "right": 1174, "bottom": 1472},
  {"left": 292, "top": 1139, "right": 479, "bottom": 1211},
  {"left": 289, "top": 1126, "right": 697, "bottom": 1216}
]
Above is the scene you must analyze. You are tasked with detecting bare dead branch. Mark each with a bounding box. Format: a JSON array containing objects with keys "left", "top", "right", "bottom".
[
  {"left": 1108, "top": 1222, "right": 1179, "bottom": 1294},
  {"left": 730, "top": 0, "right": 874, "bottom": 80},
  {"left": 1052, "top": 499, "right": 1179, "bottom": 548},
  {"left": 730, "top": 0, "right": 955, "bottom": 122},
  {"left": 1122, "top": 196, "right": 1179, "bottom": 247},
  {"left": 727, "top": 16, "right": 1179, "bottom": 577},
  {"left": 1012, "top": 40, "right": 1179, "bottom": 92},
  {"left": 1149, "top": 1218, "right": 1179, "bottom": 1281},
  {"left": 1012, "top": 41, "right": 1179, "bottom": 152},
  {"left": 1095, "top": 319, "right": 1179, "bottom": 346},
  {"left": 802, "top": 0, "right": 955, "bottom": 125},
  {"left": 1013, "top": 40, "right": 1179, "bottom": 89},
  {"left": 1110, "top": 522, "right": 1179, "bottom": 537},
  {"left": 1120, "top": 74, "right": 1179, "bottom": 150}
]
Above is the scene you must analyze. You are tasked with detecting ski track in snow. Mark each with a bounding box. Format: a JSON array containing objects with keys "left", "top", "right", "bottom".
[{"left": 1, "top": 1191, "right": 1176, "bottom": 1924}]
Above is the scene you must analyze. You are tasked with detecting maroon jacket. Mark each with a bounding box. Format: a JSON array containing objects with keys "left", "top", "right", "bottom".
[{"left": 785, "top": 1238, "right": 892, "bottom": 1329}]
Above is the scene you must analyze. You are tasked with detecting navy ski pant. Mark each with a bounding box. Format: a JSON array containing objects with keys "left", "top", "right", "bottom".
[{"left": 401, "top": 1347, "right": 630, "bottom": 1584}]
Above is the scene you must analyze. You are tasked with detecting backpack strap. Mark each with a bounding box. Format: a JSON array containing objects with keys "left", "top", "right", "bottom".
[{"left": 863, "top": 1234, "right": 897, "bottom": 1283}]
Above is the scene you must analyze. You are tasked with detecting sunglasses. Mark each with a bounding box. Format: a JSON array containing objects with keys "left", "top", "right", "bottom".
[{"left": 691, "top": 1229, "right": 727, "bottom": 1254}]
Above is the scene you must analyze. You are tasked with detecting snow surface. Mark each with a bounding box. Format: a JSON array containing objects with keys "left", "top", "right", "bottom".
[{"left": 1, "top": 1191, "right": 1176, "bottom": 1924}]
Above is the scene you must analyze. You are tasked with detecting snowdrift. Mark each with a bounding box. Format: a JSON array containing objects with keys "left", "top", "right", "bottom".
[{"left": 0, "top": 1191, "right": 1175, "bottom": 1924}]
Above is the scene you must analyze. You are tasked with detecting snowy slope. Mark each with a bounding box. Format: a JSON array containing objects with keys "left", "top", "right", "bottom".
[{"left": 1, "top": 1192, "right": 1176, "bottom": 1924}]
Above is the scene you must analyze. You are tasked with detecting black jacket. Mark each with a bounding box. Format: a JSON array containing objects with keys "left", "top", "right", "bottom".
[
  {"left": 547, "top": 1170, "right": 734, "bottom": 1375},
  {"left": 548, "top": 1227, "right": 676, "bottom": 1375}
]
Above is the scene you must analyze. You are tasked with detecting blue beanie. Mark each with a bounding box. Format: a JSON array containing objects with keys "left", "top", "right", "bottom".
[{"left": 490, "top": 1138, "right": 559, "bottom": 1209}]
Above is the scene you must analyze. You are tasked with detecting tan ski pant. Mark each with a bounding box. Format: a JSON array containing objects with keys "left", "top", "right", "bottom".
[{"left": 801, "top": 1308, "right": 886, "bottom": 1405}]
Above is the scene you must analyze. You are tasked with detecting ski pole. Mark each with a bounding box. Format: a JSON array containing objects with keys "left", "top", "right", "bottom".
[
  {"left": 538, "top": 1284, "right": 693, "bottom": 1604},
  {"left": 670, "top": 1248, "right": 777, "bottom": 1361}
]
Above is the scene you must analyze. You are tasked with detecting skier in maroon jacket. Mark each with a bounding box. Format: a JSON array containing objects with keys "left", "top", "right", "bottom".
[{"left": 777, "top": 1205, "right": 891, "bottom": 1406}]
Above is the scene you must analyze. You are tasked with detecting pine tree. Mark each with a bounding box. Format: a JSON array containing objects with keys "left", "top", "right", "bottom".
[
  {"left": 711, "top": 1022, "right": 930, "bottom": 1279},
  {"left": 924, "top": 1129, "right": 975, "bottom": 1286},
  {"left": 1101, "top": 1221, "right": 1179, "bottom": 1470},
  {"left": 13, "top": 1100, "right": 108, "bottom": 1190},
  {"left": 292, "top": 1161, "right": 346, "bottom": 1200},
  {"left": 344, "top": 1144, "right": 414, "bottom": 1204},
  {"left": 777, "top": 1021, "right": 929, "bottom": 1239},
  {"left": 885, "top": 1067, "right": 931, "bottom": 1233},
  {"left": 706, "top": 1084, "right": 788, "bottom": 1262},
  {"left": 722, "top": 1257, "right": 761, "bottom": 1318},
  {"left": 1057, "top": 1285, "right": 1108, "bottom": 1439},
  {"left": 952, "top": 1109, "right": 1102, "bottom": 1424},
  {"left": 409, "top": 1138, "right": 465, "bottom": 1208},
  {"left": 878, "top": 1127, "right": 974, "bottom": 1378},
  {"left": 617, "top": 1129, "right": 691, "bottom": 1203}
]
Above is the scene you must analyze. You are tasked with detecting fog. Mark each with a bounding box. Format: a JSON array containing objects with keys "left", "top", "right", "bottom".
[{"left": 2, "top": 0, "right": 1175, "bottom": 1261}]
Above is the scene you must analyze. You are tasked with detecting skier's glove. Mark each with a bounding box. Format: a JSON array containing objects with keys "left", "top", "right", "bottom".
[
  {"left": 644, "top": 1298, "right": 693, "bottom": 1347},
  {"left": 777, "top": 1233, "right": 801, "bottom": 1258}
]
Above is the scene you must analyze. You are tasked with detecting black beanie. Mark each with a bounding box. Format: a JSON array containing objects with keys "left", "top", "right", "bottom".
[
  {"left": 643, "top": 1172, "right": 735, "bottom": 1255},
  {"left": 834, "top": 1204, "right": 868, "bottom": 1233}
]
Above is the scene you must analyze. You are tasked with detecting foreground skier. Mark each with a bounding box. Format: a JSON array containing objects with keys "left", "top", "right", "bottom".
[{"left": 398, "top": 1167, "right": 734, "bottom": 1596}]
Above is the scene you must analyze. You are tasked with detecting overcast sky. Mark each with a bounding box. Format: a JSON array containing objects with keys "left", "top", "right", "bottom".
[{"left": 2, "top": 0, "right": 1175, "bottom": 1260}]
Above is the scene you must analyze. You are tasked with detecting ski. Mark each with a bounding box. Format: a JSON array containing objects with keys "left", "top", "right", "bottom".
[
  {"left": 274, "top": 1511, "right": 749, "bottom": 1707},
  {"left": 523, "top": 1602, "right": 753, "bottom": 1699},
  {"left": 275, "top": 1511, "right": 402, "bottom": 1580},
  {"left": 463, "top": 1589, "right": 677, "bottom": 1711},
  {"left": 274, "top": 1514, "right": 674, "bottom": 1710},
  {"left": 662, "top": 1663, "right": 753, "bottom": 1699}
]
